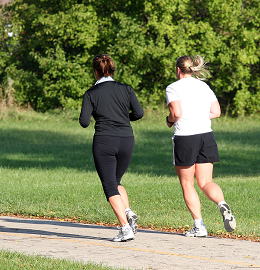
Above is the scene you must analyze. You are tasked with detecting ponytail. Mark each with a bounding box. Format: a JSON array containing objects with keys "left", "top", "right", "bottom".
[
  {"left": 93, "top": 54, "right": 115, "bottom": 78},
  {"left": 176, "top": 55, "right": 210, "bottom": 80}
]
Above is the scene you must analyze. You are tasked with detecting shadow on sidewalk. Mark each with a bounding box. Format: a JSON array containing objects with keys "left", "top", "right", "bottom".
[
  {"left": 0, "top": 217, "right": 115, "bottom": 230},
  {"left": 0, "top": 217, "right": 185, "bottom": 240},
  {"left": 0, "top": 217, "right": 115, "bottom": 241}
]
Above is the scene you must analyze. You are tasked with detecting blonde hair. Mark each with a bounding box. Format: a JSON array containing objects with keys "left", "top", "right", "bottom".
[{"left": 176, "top": 55, "right": 210, "bottom": 80}]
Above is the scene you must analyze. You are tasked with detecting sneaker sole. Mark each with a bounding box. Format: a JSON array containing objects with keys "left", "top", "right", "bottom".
[
  {"left": 128, "top": 215, "right": 138, "bottom": 234},
  {"left": 185, "top": 234, "right": 208, "bottom": 238},
  {"left": 220, "top": 206, "right": 236, "bottom": 232},
  {"left": 121, "top": 237, "right": 134, "bottom": 242},
  {"left": 112, "top": 237, "right": 134, "bottom": 242},
  {"left": 223, "top": 218, "right": 236, "bottom": 232}
]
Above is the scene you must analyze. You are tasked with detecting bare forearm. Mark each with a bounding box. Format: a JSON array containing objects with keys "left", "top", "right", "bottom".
[
  {"left": 210, "top": 101, "right": 221, "bottom": 119},
  {"left": 168, "top": 114, "right": 178, "bottom": 123},
  {"left": 167, "top": 101, "right": 181, "bottom": 128},
  {"left": 166, "top": 114, "right": 178, "bottom": 128},
  {"left": 209, "top": 112, "right": 221, "bottom": 119}
]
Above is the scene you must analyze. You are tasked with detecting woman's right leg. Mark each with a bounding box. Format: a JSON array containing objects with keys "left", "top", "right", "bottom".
[
  {"left": 116, "top": 136, "right": 134, "bottom": 210},
  {"left": 176, "top": 165, "right": 202, "bottom": 220},
  {"left": 195, "top": 163, "right": 236, "bottom": 232},
  {"left": 195, "top": 163, "right": 224, "bottom": 203}
]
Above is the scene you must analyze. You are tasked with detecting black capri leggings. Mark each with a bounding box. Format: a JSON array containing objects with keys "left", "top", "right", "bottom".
[{"left": 92, "top": 135, "right": 134, "bottom": 200}]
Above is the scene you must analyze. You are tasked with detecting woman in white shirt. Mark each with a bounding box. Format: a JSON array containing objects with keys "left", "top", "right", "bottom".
[{"left": 166, "top": 55, "right": 236, "bottom": 237}]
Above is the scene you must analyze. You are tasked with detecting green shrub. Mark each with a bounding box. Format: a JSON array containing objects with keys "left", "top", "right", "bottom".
[
  {"left": 4, "top": 2, "right": 98, "bottom": 111},
  {"left": 233, "top": 89, "right": 260, "bottom": 116},
  {"left": 0, "top": 0, "right": 259, "bottom": 114}
]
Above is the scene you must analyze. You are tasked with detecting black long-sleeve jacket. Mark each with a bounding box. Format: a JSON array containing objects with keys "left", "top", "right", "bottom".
[{"left": 79, "top": 81, "right": 143, "bottom": 136}]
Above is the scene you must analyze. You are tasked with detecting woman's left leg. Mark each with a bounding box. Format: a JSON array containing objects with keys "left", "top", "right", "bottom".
[
  {"left": 117, "top": 185, "right": 130, "bottom": 209},
  {"left": 92, "top": 136, "right": 130, "bottom": 227},
  {"left": 92, "top": 136, "right": 134, "bottom": 242},
  {"left": 108, "top": 195, "right": 128, "bottom": 225},
  {"left": 177, "top": 165, "right": 201, "bottom": 220},
  {"left": 177, "top": 165, "right": 208, "bottom": 237}
]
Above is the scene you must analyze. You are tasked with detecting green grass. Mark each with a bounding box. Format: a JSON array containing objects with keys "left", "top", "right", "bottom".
[
  {"left": 0, "top": 109, "right": 259, "bottom": 238},
  {"left": 0, "top": 250, "right": 124, "bottom": 270}
]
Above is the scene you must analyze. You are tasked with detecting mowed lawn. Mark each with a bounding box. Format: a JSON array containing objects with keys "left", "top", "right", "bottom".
[
  {"left": 0, "top": 250, "right": 123, "bottom": 270},
  {"left": 0, "top": 110, "right": 259, "bottom": 238}
]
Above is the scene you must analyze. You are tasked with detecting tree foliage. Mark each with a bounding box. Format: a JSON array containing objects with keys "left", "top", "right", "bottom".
[{"left": 1, "top": 0, "right": 259, "bottom": 114}]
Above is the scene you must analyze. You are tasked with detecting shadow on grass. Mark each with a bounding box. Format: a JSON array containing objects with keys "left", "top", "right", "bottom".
[
  {"left": 0, "top": 128, "right": 259, "bottom": 177},
  {"left": 0, "top": 129, "right": 94, "bottom": 171},
  {"left": 131, "top": 129, "right": 260, "bottom": 177},
  {"left": 214, "top": 130, "right": 260, "bottom": 177}
]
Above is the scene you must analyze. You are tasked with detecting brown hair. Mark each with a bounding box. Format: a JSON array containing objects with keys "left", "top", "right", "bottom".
[
  {"left": 93, "top": 54, "right": 115, "bottom": 78},
  {"left": 176, "top": 55, "right": 210, "bottom": 80}
]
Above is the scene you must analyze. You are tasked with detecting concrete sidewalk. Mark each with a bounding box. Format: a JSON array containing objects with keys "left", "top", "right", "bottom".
[{"left": 0, "top": 216, "right": 259, "bottom": 270}]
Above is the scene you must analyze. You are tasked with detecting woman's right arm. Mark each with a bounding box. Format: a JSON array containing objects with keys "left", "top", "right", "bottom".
[
  {"left": 129, "top": 88, "right": 144, "bottom": 121},
  {"left": 210, "top": 100, "right": 221, "bottom": 119},
  {"left": 79, "top": 92, "right": 93, "bottom": 128}
]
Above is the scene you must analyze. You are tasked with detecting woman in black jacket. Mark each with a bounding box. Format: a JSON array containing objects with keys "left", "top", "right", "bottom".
[{"left": 79, "top": 54, "right": 143, "bottom": 242}]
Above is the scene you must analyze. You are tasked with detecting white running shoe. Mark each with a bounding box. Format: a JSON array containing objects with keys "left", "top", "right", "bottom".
[
  {"left": 185, "top": 225, "right": 208, "bottom": 237},
  {"left": 219, "top": 203, "right": 236, "bottom": 232},
  {"left": 126, "top": 209, "right": 138, "bottom": 234},
  {"left": 112, "top": 226, "right": 135, "bottom": 242}
]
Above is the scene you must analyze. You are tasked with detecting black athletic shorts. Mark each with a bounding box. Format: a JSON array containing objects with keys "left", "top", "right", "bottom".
[
  {"left": 172, "top": 132, "right": 219, "bottom": 166},
  {"left": 92, "top": 135, "right": 134, "bottom": 200}
]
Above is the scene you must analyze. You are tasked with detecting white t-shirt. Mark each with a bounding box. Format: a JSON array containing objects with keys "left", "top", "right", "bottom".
[{"left": 166, "top": 77, "right": 217, "bottom": 136}]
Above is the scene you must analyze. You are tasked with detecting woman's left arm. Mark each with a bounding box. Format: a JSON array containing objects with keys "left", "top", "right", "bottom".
[
  {"left": 167, "top": 101, "right": 181, "bottom": 127},
  {"left": 79, "top": 92, "right": 93, "bottom": 128},
  {"left": 210, "top": 100, "right": 221, "bottom": 119}
]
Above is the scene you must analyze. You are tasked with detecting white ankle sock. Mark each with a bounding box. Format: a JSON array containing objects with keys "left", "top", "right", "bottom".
[
  {"left": 125, "top": 208, "right": 131, "bottom": 213},
  {"left": 194, "top": 219, "right": 204, "bottom": 228},
  {"left": 122, "top": 223, "right": 131, "bottom": 230},
  {"left": 217, "top": 201, "right": 226, "bottom": 208}
]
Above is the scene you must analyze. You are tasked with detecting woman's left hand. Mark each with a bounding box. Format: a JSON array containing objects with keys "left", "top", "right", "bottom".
[{"left": 166, "top": 116, "right": 174, "bottom": 128}]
